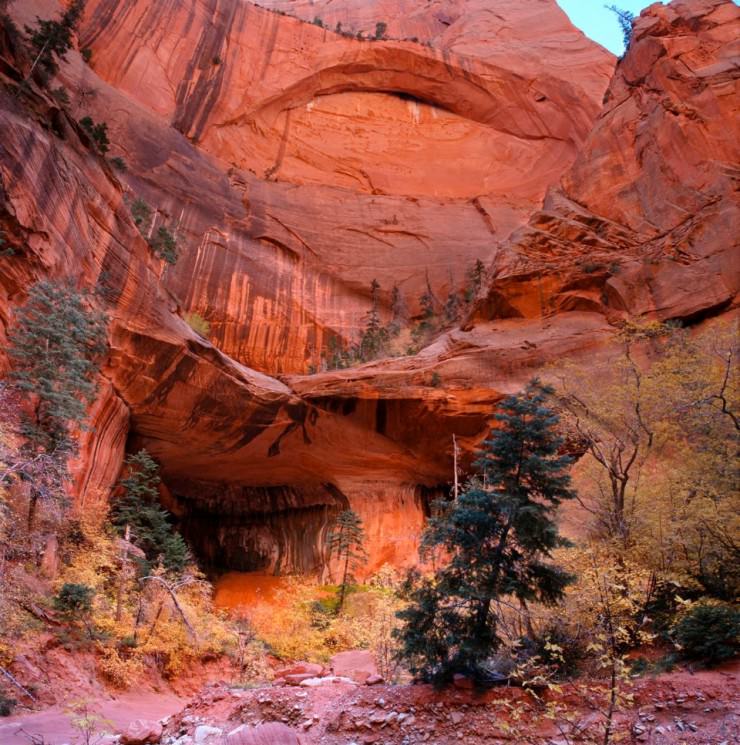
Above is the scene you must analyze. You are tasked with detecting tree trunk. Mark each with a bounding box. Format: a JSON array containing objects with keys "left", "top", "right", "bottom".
[
  {"left": 115, "top": 525, "right": 130, "bottom": 623},
  {"left": 27, "top": 491, "right": 38, "bottom": 532},
  {"left": 338, "top": 551, "right": 350, "bottom": 612}
]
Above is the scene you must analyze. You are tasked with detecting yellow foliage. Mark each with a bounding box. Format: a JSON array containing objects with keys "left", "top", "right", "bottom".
[
  {"left": 246, "top": 569, "right": 406, "bottom": 670},
  {"left": 53, "top": 510, "right": 245, "bottom": 684},
  {"left": 554, "top": 318, "right": 739, "bottom": 598},
  {"left": 96, "top": 645, "right": 145, "bottom": 688}
]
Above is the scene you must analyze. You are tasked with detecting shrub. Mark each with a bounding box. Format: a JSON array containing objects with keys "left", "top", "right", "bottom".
[
  {"left": 52, "top": 86, "right": 70, "bottom": 106},
  {"left": 130, "top": 198, "right": 152, "bottom": 235},
  {"left": 674, "top": 603, "right": 739, "bottom": 665},
  {"left": 0, "top": 692, "right": 15, "bottom": 716},
  {"left": 518, "top": 619, "right": 587, "bottom": 679},
  {"left": 96, "top": 645, "right": 144, "bottom": 687},
  {"left": 579, "top": 261, "right": 605, "bottom": 274},
  {"left": 149, "top": 225, "right": 178, "bottom": 265},
  {"left": 109, "top": 156, "right": 126, "bottom": 172},
  {"left": 79, "top": 116, "right": 110, "bottom": 154},
  {"left": 54, "top": 582, "right": 94, "bottom": 618},
  {"left": 374, "top": 22, "right": 387, "bottom": 40},
  {"left": 184, "top": 312, "right": 209, "bottom": 337},
  {"left": 0, "top": 231, "right": 14, "bottom": 257},
  {"left": 81, "top": 47, "right": 92, "bottom": 63}
]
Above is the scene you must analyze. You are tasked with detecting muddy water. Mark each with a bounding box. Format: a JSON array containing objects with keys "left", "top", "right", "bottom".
[{"left": 212, "top": 571, "right": 288, "bottom": 610}]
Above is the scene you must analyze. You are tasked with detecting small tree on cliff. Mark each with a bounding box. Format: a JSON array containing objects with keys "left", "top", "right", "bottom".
[
  {"left": 358, "top": 279, "right": 388, "bottom": 361},
  {"left": 6, "top": 280, "right": 107, "bottom": 529},
  {"left": 110, "top": 450, "right": 191, "bottom": 574},
  {"left": 25, "top": 0, "right": 85, "bottom": 77},
  {"left": 327, "top": 509, "right": 368, "bottom": 611},
  {"left": 605, "top": 5, "right": 635, "bottom": 52},
  {"left": 395, "top": 380, "right": 576, "bottom": 684}
]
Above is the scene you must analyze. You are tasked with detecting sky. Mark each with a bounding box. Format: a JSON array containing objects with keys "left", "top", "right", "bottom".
[{"left": 556, "top": 1, "right": 668, "bottom": 55}]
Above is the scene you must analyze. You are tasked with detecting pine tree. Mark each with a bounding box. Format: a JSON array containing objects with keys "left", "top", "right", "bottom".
[
  {"left": 444, "top": 288, "right": 462, "bottom": 323},
  {"left": 605, "top": 5, "right": 635, "bottom": 51},
  {"left": 464, "top": 258, "right": 486, "bottom": 304},
  {"left": 79, "top": 116, "right": 110, "bottom": 154},
  {"left": 396, "top": 380, "right": 576, "bottom": 683},
  {"left": 25, "top": 0, "right": 85, "bottom": 76},
  {"left": 388, "top": 284, "right": 406, "bottom": 336},
  {"left": 327, "top": 509, "right": 368, "bottom": 611},
  {"left": 7, "top": 281, "right": 107, "bottom": 529},
  {"left": 110, "top": 450, "right": 191, "bottom": 574},
  {"left": 8, "top": 280, "right": 108, "bottom": 448},
  {"left": 359, "top": 279, "right": 387, "bottom": 361}
]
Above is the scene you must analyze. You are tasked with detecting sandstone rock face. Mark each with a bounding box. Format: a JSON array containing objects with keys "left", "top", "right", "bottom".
[
  {"left": 476, "top": 0, "right": 740, "bottom": 326},
  {"left": 0, "top": 0, "right": 737, "bottom": 576},
  {"left": 57, "top": 0, "right": 610, "bottom": 376}
]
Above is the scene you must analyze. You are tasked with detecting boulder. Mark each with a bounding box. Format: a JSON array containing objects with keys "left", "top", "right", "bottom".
[
  {"left": 194, "top": 725, "right": 223, "bottom": 744},
  {"left": 283, "top": 673, "right": 322, "bottom": 686},
  {"left": 226, "top": 722, "right": 303, "bottom": 745},
  {"left": 299, "top": 675, "right": 356, "bottom": 687},
  {"left": 273, "top": 663, "right": 324, "bottom": 679},
  {"left": 329, "top": 650, "right": 378, "bottom": 684},
  {"left": 119, "top": 719, "right": 163, "bottom": 745}
]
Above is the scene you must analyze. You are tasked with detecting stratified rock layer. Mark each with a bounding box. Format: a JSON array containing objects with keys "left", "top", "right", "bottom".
[
  {"left": 477, "top": 0, "right": 740, "bottom": 326},
  {"left": 0, "top": 0, "right": 737, "bottom": 574}
]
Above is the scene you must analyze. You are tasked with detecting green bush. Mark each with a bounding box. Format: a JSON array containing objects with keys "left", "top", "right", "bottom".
[
  {"left": 674, "top": 603, "right": 739, "bottom": 665},
  {"left": 0, "top": 692, "right": 15, "bottom": 717},
  {"left": 130, "top": 198, "right": 152, "bottom": 235},
  {"left": 150, "top": 225, "right": 178, "bottom": 265},
  {"left": 109, "top": 156, "right": 127, "bottom": 172},
  {"left": 54, "top": 583, "right": 94, "bottom": 618},
  {"left": 518, "top": 619, "right": 587, "bottom": 679},
  {"left": 79, "top": 116, "right": 110, "bottom": 154},
  {"left": 52, "top": 86, "right": 70, "bottom": 106}
]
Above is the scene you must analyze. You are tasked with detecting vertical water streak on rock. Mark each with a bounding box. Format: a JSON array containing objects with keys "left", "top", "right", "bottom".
[{"left": 172, "top": 0, "right": 240, "bottom": 141}]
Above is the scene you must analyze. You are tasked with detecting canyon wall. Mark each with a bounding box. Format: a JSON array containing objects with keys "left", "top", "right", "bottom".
[{"left": 0, "top": 0, "right": 737, "bottom": 576}]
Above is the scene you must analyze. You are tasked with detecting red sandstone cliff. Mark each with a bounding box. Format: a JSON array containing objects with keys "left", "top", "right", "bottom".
[{"left": 0, "top": 0, "right": 737, "bottom": 575}]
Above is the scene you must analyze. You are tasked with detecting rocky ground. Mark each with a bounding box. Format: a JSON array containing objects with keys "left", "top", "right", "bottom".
[
  {"left": 1, "top": 647, "right": 737, "bottom": 743},
  {"left": 150, "top": 663, "right": 739, "bottom": 745}
]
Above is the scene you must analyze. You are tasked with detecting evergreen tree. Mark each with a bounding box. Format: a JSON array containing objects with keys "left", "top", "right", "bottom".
[
  {"left": 79, "top": 116, "right": 110, "bottom": 154},
  {"left": 25, "top": 0, "right": 85, "bottom": 75},
  {"left": 327, "top": 509, "right": 368, "bottom": 611},
  {"left": 411, "top": 276, "right": 438, "bottom": 350},
  {"left": 605, "top": 5, "right": 635, "bottom": 51},
  {"left": 464, "top": 258, "right": 486, "bottom": 304},
  {"left": 388, "top": 284, "right": 405, "bottom": 336},
  {"left": 110, "top": 450, "right": 191, "bottom": 574},
  {"left": 444, "top": 287, "right": 462, "bottom": 323},
  {"left": 396, "top": 380, "right": 576, "bottom": 683},
  {"left": 359, "top": 279, "right": 388, "bottom": 361},
  {"left": 149, "top": 225, "right": 178, "bottom": 265},
  {"left": 8, "top": 280, "right": 108, "bottom": 449},
  {"left": 130, "top": 198, "right": 152, "bottom": 236}
]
